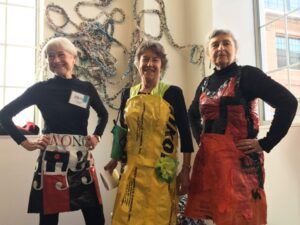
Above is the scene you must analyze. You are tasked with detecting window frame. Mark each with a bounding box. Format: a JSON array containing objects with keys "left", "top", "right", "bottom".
[
  {"left": 253, "top": 0, "right": 300, "bottom": 124},
  {"left": 0, "top": 0, "right": 43, "bottom": 127}
]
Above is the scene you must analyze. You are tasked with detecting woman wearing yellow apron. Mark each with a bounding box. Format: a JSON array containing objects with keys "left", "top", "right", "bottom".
[{"left": 105, "top": 41, "right": 194, "bottom": 225}]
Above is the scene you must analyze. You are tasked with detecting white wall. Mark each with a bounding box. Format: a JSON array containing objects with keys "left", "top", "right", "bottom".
[
  {"left": 143, "top": 0, "right": 189, "bottom": 89},
  {"left": 212, "top": 0, "right": 256, "bottom": 66},
  {"left": 1, "top": 1, "right": 299, "bottom": 225},
  {"left": 184, "top": 0, "right": 213, "bottom": 104},
  {"left": 260, "top": 125, "right": 300, "bottom": 225},
  {"left": 0, "top": 137, "right": 39, "bottom": 225}
]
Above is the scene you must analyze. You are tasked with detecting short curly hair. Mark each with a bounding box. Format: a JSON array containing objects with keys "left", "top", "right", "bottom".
[{"left": 135, "top": 40, "right": 168, "bottom": 72}]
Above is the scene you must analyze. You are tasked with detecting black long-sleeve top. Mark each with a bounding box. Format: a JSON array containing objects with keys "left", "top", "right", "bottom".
[
  {"left": 188, "top": 63, "right": 298, "bottom": 152},
  {"left": 0, "top": 75, "right": 108, "bottom": 144},
  {"left": 119, "top": 85, "right": 194, "bottom": 153}
]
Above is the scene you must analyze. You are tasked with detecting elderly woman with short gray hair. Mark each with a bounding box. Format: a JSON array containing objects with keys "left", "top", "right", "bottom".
[
  {"left": 0, "top": 37, "right": 108, "bottom": 225},
  {"left": 185, "top": 29, "right": 297, "bottom": 225}
]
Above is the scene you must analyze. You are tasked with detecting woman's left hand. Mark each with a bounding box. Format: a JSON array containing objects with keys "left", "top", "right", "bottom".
[
  {"left": 85, "top": 135, "right": 100, "bottom": 150},
  {"left": 236, "top": 139, "right": 264, "bottom": 154},
  {"left": 177, "top": 167, "right": 191, "bottom": 196}
]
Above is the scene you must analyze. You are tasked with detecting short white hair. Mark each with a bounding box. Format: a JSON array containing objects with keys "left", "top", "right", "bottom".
[{"left": 43, "top": 37, "right": 77, "bottom": 57}]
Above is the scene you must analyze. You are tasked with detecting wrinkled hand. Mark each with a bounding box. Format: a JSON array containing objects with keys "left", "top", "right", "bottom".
[
  {"left": 21, "top": 135, "right": 50, "bottom": 151},
  {"left": 85, "top": 135, "right": 100, "bottom": 151},
  {"left": 236, "top": 139, "right": 264, "bottom": 154},
  {"left": 177, "top": 167, "right": 190, "bottom": 196},
  {"left": 104, "top": 159, "right": 118, "bottom": 174}
]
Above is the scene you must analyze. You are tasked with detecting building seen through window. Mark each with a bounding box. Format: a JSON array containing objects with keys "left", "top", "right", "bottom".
[
  {"left": 276, "top": 36, "right": 300, "bottom": 69},
  {"left": 257, "top": 0, "right": 300, "bottom": 121}
]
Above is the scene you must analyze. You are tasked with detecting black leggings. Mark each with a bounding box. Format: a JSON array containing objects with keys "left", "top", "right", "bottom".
[{"left": 39, "top": 205, "right": 105, "bottom": 225}]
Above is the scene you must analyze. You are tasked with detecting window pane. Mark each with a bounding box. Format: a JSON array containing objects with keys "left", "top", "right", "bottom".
[
  {"left": 287, "top": 9, "right": 300, "bottom": 68},
  {"left": 5, "top": 87, "right": 34, "bottom": 126},
  {"left": 0, "top": 46, "right": 4, "bottom": 86},
  {"left": 276, "top": 36, "right": 287, "bottom": 67},
  {"left": 7, "top": 5, "right": 36, "bottom": 46},
  {"left": 6, "top": 46, "right": 35, "bottom": 87},
  {"left": 287, "top": 0, "right": 300, "bottom": 12},
  {"left": 289, "top": 38, "right": 300, "bottom": 67},
  {"left": 261, "top": 18, "right": 286, "bottom": 71},
  {"left": 0, "top": 5, "right": 5, "bottom": 44},
  {"left": 7, "top": 0, "right": 35, "bottom": 7},
  {"left": 264, "top": 0, "right": 285, "bottom": 11}
]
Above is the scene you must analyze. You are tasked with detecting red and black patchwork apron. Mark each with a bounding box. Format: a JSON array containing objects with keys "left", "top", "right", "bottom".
[
  {"left": 185, "top": 73, "right": 267, "bottom": 225},
  {"left": 28, "top": 133, "right": 102, "bottom": 215}
]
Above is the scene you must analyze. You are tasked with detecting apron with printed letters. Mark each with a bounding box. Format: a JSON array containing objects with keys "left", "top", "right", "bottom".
[
  {"left": 112, "top": 83, "right": 178, "bottom": 225},
  {"left": 28, "top": 133, "right": 102, "bottom": 214}
]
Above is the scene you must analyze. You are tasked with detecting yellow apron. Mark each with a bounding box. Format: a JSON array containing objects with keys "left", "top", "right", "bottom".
[{"left": 112, "top": 83, "right": 178, "bottom": 225}]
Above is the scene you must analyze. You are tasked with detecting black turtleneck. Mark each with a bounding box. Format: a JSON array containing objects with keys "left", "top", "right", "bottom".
[
  {"left": 188, "top": 63, "right": 297, "bottom": 152},
  {"left": 0, "top": 75, "right": 108, "bottom": 144}
]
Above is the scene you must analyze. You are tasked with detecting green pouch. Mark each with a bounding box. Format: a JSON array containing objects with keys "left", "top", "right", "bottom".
[{"left": 111, "top": 120, "right": 127, "bottom": 160}]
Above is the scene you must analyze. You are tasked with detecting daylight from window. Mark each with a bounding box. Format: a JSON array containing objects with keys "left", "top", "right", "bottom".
[
  {"left": 258, "top": 0, "right": 300, "bottom": 120},
  {"left": 0, "top": 1, "right": 38, "bottom": 126}
]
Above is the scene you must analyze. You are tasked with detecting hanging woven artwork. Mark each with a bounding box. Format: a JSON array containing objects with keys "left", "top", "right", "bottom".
[{"left": 41, "top": 0, "right": 205, "bottom": 109}]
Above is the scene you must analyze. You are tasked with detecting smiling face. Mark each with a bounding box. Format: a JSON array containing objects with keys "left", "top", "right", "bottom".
[
  {"left": 208, "top": 34, "right": 237, "bottom": 70},
  {"left": 137, "top": 49, "right": 162, "bottom": 89},
  {"left": 47, "top": 47, "right": 76, "bottom": 79}
]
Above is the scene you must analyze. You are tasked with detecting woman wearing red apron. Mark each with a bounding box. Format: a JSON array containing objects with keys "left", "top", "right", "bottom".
[{"left": 185, "top": 29, "right": 297, "bottom": 225}]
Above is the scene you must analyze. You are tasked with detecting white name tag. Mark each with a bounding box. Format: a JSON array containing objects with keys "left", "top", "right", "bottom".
[{"left": 68, "top": 91, "right": 90, "bottom": 108}]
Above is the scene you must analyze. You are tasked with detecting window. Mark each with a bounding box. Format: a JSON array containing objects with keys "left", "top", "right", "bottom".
[
  {"left": 265, "top": 0, "right": 300, "bottom": 11},
  {"left": 289, "top": 37, "right": 300, "bottom": 66},
  {"left": 265, "top": 0, "right": 284, "bottom": 11},
  {"left": 255, "top": 0, "right": 300, "bottom": 121},
  {"left": 276, "top": 36, "right": 287, "bottom": 67},
  {"left": 288, "top": 0, "right": 300, "bottom": 10},
  {"left": 276, "top": 36, "right": 300, "bottom": 69},
  {"left": 0, "top": 0, "right": 41, "bottom": 126}
]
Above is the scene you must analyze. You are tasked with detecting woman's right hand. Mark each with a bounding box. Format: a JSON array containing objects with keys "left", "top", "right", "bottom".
[
  {"left": 21, "top": 135, "right": 50, "bottom": 151},
  {"left": 104, "top": 159, "right": 118, "bottom": 174}
]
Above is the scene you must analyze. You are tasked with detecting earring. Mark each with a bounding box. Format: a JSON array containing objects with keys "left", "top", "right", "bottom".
[{"left": 209, "top": 61, "right": 211, "bottom": 69}]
